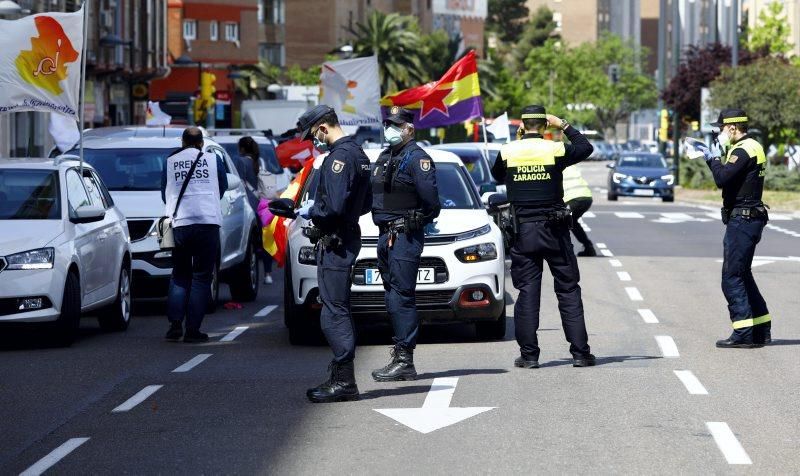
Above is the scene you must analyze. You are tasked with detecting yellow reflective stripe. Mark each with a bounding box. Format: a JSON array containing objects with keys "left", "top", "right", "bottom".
[
  {"left": 726, "top": 138, "right": 766, "bottom": 165},
  {"left": 521, "top": 113, "right": 546, "bottom": 119},
  {"left": 723, "top": 116, "right": 748, "bottom": 124},
  {"left": 501, "top": 139, "right": 558, "bottom": 167},
  {"left": 731, "top": 314, "right": 771, "bottom": 329}
]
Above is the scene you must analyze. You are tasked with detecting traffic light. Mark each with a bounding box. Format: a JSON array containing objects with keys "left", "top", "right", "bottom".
[
  {"left": 608, "top": 64, "right": 620, "bottom": 84},
  {"left": 659, "top": 109, "right": 669, "bottom": 142},
  {"left": 200, "top": 72, "right": 216, "bottom": 109}
]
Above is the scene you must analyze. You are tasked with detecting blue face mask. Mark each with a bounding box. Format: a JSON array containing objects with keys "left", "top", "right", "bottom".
[
  {"left": 384, "top": 125, "right": 404, "bottom": 146},
  {"left": 312, "top": 129, "right": 329, "bottom": 153}
]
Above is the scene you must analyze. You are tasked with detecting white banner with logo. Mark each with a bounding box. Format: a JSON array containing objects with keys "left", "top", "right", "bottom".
[
  {"left": 319, "top": 55, "right": 381, "bottom": 127},
  {"left": 0, "top": 7, "right": 85, "bottom": 119}
]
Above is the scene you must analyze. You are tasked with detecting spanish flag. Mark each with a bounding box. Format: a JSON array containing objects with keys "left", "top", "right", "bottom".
[
  {"left": 380, "top": 50, "right": 483, "bottom": 128},
  {"left": 262, "top": 161, "right": 314, "bottom": 267}
]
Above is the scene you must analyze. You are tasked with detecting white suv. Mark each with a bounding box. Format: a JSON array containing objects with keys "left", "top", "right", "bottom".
[
  {"left": 73, "top": 128, "right": 260, "bottom": 307},
  {"left": 0, "top": 158, "right": 132, "bottom": 345},
  {"left": 282, "top": 148, "right": 506, "bottom": 344}
]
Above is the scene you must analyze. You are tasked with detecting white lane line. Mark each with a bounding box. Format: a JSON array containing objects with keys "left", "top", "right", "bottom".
[
  {"left": 609, "top": 259, "right": 622, "bottom": 267},
  {"left": 661, "top": 212, "right": 695, "bottom": 220},
  {"left": 637, "top": 309, "right": 659, "bottom": 324},
  {"left": 172, "top": 354, "right": 212, "bottom": 373},
  {"left": 112, "top": 385, "right": 163, "bottom": 413},
  {"left": 582, "top": 211, "right": 596, "bottom": 218},
  {"left": 615, "top": 212, "right": 644, "bottom": 218},
  {"left": 674, "top": 370, "right": 709, "bottom": 395},
  {"left": 220, "top": 326, "right": 249, "bottom": 342},
  {"left": 20, "top": 438, "right": 91, "bottom": 476},
  {"left": 625, "top": 287, "right": 643, "bottom": 301},
  {"left": 254, "top": 304, "right": 278, "bottom": 318},
  {"left": 601, "top": 249, "right": 614, "bottom": 257},
  {"left": 707, "top": 422, "right": 752, "bottom": 465},
  {"left": 769, "top": 213, "right": 792, "bottom": 220},
  {"left": 617, "top": 271, "right": 631, "bottom": 281},
  {"left": 655, "top": 335, "right": 680, "bottom": 358},
  {"left": 578, "top": 219, "right": 591, "bottom": 232},
  {"left": 596, "top": 243, "right": 607, "bottom": 249}
]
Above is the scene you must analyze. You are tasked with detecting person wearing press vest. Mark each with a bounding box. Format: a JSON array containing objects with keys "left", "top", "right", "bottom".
[{"left": 161, "top": 127, "right": 228, "bottom": 343}]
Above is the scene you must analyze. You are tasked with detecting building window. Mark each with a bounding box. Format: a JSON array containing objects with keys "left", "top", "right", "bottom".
[
  {"left": 258, "top": 2, "right": 264, "bottom": 23},
  {"left": 553, "top": 12, "right": 562, "bottom": 32},
  {"left": 225, "top": 22, "right": 239, "bottom": 42},
  {"left": 265, "top": 0, "right": 284, "bottom": 25},
  {"left": 183, "top": 19, "right": 197, "bottom": 40},
  {"left": 210, "top": 21, "right": 218, "bottom": 41},
  {"left": 259, "top": 42, "right": 285, "bottom": 67}
]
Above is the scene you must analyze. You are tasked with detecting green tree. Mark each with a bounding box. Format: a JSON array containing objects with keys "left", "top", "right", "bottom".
[
  {"left": 710, "top": 57, "right": 800, "bottom": 149},
  {"left": 285, "top": 64, "right": 321, "bottom": 85},
  {"left": 233, "top": 61, "right": 282, "bottom": 99},
  {"left": 747, "top": 1, "right": 793, "bottom": 56},
  {"left": 512, "top": 6, "right": 559, "bottom": 69},
  {"left": 419, "top": 30, "right": 461, "bottom": 82},
  {"left": 487, "top": 0, "right": 529, "bottom": 43},
  {"left": 347, "top": 11, "right": 426, "bottom": 94}
]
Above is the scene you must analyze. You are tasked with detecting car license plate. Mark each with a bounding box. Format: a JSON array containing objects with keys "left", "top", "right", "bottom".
[
  {"left": 365, "top": 268, "right": 435, "bottom": 285},
  {"left": 633, "top": 189, "right": 655, "bottom": 196}
]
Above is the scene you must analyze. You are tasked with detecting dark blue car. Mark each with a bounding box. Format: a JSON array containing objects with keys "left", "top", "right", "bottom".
[{"left": 607, "top": 153, "right": 674, "bottom": 202}]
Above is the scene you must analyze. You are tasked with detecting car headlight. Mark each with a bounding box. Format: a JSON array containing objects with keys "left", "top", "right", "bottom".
[
  {"left": 661, "top": 174, "right": 675, "bottom": 186},
  {"left": 455, "top": 224, "right": 492, "bottom": 241},
  {"left": 4, "top": 248, "right": 55, "bottom": 270},
  {"left": 455, "top": 243, "right": 498, "bottom": 263},
  {"left": 298, "top": 246, "right": 316, "bottom": 265},
  {"left": 612, "top": 172, "right": 627, "bottom": 184}
]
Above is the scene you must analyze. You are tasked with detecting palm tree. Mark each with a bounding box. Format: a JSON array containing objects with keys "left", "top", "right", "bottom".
[
  {"left": 347, "top": 11, "right": 426, "bottom": 95},
  {"left": 233, "top": 61, "right": 282, "bottom": 99}
]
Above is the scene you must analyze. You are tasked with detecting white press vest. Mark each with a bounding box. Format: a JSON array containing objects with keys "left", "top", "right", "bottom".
[{"left": 164, "top": 148, "right": 223, "bottom": 228}]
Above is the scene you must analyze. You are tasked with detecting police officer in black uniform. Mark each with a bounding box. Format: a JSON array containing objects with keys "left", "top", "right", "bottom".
[
  {"left": 295, "top": 105, "right": 372, "bottom": 402},
  {"left": 371, "top": 106, "right": 440, "bottom": 381},
  {"left": 694, "top": 109, "right": 771, "bottom": 348},
  {"left": 491, "top": 105, "right": 595, "bottom": 368}
]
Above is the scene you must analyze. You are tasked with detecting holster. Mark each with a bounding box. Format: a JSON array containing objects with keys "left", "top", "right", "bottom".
[
  {"left": 721, "top": 208, "right": 731, "bottom": 225},
  {"left": 547, "top": 208, "right": 573, "bottom": 227},
  {"left": 403, "top": 210, "right": 426, "bottom": 232}
]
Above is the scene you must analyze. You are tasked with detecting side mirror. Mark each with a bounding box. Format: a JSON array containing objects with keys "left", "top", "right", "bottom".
[
  {"left": 479, "top": 183, "right": 497, "bottom": 195},
  {"left": 226, "top": 173, "right": 242, "bottom": 191},
  {"left": 268, "top": 197, "right": 297, "bottom": 219},
  {"left": 487, "top": 193, "right": 509, "bottom": 212},
  {"left": 71, "top": 204, "right": 105, "bottom": 224},
  {"left": 606, "top": 163, "right": 615, "bottom": 169}
]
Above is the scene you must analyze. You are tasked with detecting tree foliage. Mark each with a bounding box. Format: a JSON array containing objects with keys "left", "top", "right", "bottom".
[
  {"left": 486, "top": 0, "right": 529, "bottom": 43},
  {"left": 746, "top": 1, "right": 793, "bottom": 56},
  {"left": 418, "top": 30, "right": 462, "bottom": 82},
  {"left": 512, "top": 6, "right": 560, "bottom": 68},
  {"left": 710, "top": 57, "right": 800, "bottom": 148}
]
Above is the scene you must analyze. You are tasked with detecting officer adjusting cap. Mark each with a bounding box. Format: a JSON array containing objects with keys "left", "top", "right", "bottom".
[
  {"left": 711, "top": 108, "right": 748, "bottom": 127},
  {"left": 520, "top": 105, "right": 547, "bottom": 120},
  {"left": 297, "top": 104, "right": 335, "bottom": 140},
  {"left": 384, "top": 106, "right": 415, "bottom": 126}
]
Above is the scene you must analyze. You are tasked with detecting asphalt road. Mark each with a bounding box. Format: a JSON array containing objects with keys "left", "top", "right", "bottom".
[{"left": 2, "top": 161, "right": 799, "bottom": 474}]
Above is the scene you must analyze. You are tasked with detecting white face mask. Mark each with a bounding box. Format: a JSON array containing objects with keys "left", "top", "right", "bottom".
[
  {"left": 717, "top": 130, "right": 731, "bottom": 149},
  {"left": 384, "top": 125, "right": 404, "bottom": 146}
]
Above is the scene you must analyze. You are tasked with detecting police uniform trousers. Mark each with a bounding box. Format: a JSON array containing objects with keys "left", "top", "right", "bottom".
[
  {"left": 566, "top": 197, "right": 593, "bottom": 249},
  {"left": 317, "top": 227, "right": 361, "bottom": 363},
  {"left": 510, "top": 220, "right": 591, "bottom": 360},
  {"left": 722, "top": 215, "right": 771, "bottom": 341},
  {"left": 377, "top": 228, "right": 424, "bottom": 349}
]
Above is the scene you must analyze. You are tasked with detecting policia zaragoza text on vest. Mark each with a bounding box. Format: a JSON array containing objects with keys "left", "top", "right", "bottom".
[
  {"left": 693, "top": 108, "right": 772, "bottom": 349},
  {"left": 490, "top": 105, "right": 596, "bottom": 368}
]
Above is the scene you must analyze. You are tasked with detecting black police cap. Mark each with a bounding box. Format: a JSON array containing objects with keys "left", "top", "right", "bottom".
[
  {"left": 384, "top": 106, "right": 415, "bottom": 126},
  {"left": 297, "top": 104, "right": 336, "bottom": 140},
  {"left": 520, "top": 105, "right": 547, "bottom": 120},
  {"left": 711, "top": 108, "right": 748, "bottom": 128}
]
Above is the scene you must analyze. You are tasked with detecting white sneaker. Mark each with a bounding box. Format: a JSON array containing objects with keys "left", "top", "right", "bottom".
[{"left": 263, "top": 274, "right": 273, "bottom": 285}]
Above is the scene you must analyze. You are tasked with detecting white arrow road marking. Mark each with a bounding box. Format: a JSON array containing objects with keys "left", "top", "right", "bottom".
[
  {"left": 707, "top": 422, "right": 752, "bottom": 465},
  {"left": 20, "top": 437, "right": 90, "bottom": 476},
  {"left": 715, "top": 256, "right": 800, "bottom": 268},
  {"left": 375, "top": 377, "right": 495, "bottom": 434}
]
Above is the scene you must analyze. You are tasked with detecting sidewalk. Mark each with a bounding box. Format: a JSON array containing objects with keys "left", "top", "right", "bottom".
[{"left": 676, "top": 188, "right": 800, "bottom": 214}]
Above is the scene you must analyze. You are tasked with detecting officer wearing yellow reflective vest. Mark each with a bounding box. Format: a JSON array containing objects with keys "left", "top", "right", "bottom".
[
  {"left": 491, "top": 105, "right": 596, "bottom": 368},
  {"left": 562, "top": 164, "right": 597, "bottom": 256},
  {"left": 694, "top": 108, "right": 771, "bottom": 348}
]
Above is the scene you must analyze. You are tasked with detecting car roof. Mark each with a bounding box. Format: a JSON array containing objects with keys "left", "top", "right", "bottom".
[
  {"left": 0, "top": 157, "right": 96, "bottom": 170},
  {"left": 83, "top": 126, "right": 209, "bottom": 140},
  {"left": 432, "top": 142, "right": 503, "bottom": 150},
  {"left": 78, "top": 136, "right": 225, "bottom": 150},
  {"left": 213, "top": 135, "right": 272, "bottom": 145}
]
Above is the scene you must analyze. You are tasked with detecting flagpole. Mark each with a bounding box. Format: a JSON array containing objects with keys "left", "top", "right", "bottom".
[
  {"left": 77, "top": 0, "right": 88, "bottom": 175},
  {"left": 480, "top": 116, "right": 489, "bottom": 161}
]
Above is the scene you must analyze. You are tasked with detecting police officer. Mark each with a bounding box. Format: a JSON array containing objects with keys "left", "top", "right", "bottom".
[
  {"left": 694, "top": 109, "right": 771, "bottom": 348},
  {"left": 295, "top": 105, "right": 372, "bottom": 402},
  {"left": 371, "top": 106, "right": 440, "bottom": 381},
  {"left": 562, "top": 164, "right": 597, "bottom": 256},
  {"left": 491, "top": 105, "right": 595, "bottom": 368}
]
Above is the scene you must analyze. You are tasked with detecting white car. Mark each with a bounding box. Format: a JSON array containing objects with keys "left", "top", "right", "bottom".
[
  {"left": 282, "top": 148, "right": 507, "bottom": 344},
  {"left": 0, "top": 158, "right": 132, "bottom": 345},
  {"left": 73, "top": 128, "right": 260, "bottom": 306}
]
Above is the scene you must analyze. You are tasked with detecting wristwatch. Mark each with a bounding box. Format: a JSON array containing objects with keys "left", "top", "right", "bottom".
[{"left": 559, "top": 119, "right": 570, "bottom": 130}]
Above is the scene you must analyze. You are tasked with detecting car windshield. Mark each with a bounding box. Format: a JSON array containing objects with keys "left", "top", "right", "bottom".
[
  {"left": 437, "top": 148, "right": 492, "bottom": 186},
  {"left": 618, "top": 154, "right": 667, "bottom": 168},
  {"left": 220, "top": 142, "right": 283, "bottom": 174},
  {"left": 0, "top": 169, "right": 61, "bottom": 219},
  {"left": 76, "top": 148, "right": 172, "bottom": 191},
  {"left": 300, "top": 162, "right": 481, "bottom": 210}
]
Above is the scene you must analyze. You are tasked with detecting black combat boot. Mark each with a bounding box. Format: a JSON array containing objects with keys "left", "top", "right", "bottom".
[
  {"left": 372, "top": 346, "right": 417, "bottom": 381},
  {"left": 306, "top": 361, "right": 360, "bottom": 403},
  {"left": 716, "top": 333, "right": 762, "bottom": 349}
]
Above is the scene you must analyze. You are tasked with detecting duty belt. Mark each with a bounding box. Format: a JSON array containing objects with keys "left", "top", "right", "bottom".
[
  {"left": 379, "top": 218, "right": 406, "bottom": 236},
  {"left": 730, "top": 206, "right": 768, "bottom": 219}
]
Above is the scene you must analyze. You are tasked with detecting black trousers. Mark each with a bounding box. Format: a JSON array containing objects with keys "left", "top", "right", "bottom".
[
  {"left": 377, "top": 228, "right": 425, "bottom": 349},
  {"left": 567, "top": 197, "right": 594, "bottom": 249},
  {"left": 317, "top": 229, "right": 361, "bottom": 362},
  {"left": 510, "top": 220, "right": 591, "bottom": 360}
]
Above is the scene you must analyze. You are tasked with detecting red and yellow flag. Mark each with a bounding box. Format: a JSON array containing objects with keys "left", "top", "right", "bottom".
[{"left": 262, "top": 161, "right": 314, "bottom": 267}]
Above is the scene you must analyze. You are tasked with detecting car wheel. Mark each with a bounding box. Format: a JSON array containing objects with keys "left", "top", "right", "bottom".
[
  {"left": 607, "top": 190, "right": 618, "bottom": 201},
  {"left": 98, "top": 263, "right": 132, "bottom": 331},
  {"left": 206, "top": 260, "right": 220, "bottom": 314},
  {"left": 476, "top": 310, "right": 507, "bottom": 341},
  {"left": 662, "top": 196, "right": 674, "bottom": 203},
  {"left": 51, "top": 271, "right": 81, "bottom": 346},
  {"left": 229, "top": 236, "right": 259, "bottom": 302}
]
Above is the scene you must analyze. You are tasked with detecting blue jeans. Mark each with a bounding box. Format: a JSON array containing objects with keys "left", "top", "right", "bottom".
[
  {"left": 722, "top": 216, "right": 770, "bottom": 342},
  {"left": 167, "top": 224, "right": 220, "bottom": 332},
  {"left": 377, "top": 228, "right": 424, "bottom": 349}
]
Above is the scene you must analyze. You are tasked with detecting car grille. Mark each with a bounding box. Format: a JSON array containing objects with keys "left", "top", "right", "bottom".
[
  {"left": 634, "top": 176, "right": 654, "bottom": 185},
  {"left": 127, "top": 219, "right": 155, "bottom": 242},
  {"left": 361, "top": 235, "right": 458, "bottom": 246},
  {"left": 351, "top": 290, "right": 454, "bottom": 310},
  {"left": 352, "top": 257, "right": 449, "bottom": 285},
  {"left": 0, "top": 257, "right": 6, "bottom": 273}
]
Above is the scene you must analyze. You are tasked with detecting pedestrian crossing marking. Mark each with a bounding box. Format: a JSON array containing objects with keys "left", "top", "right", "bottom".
[{"left": 615, "top": 212, "right": 644, "bottom": 218}]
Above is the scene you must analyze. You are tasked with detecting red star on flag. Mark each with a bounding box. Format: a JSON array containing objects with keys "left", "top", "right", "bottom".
[{"left": 419, "top": 86, "right": 453, "bottom": 120}]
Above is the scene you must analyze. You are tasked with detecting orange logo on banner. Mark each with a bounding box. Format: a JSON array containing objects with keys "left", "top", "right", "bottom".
[{"left": 14, "top": 16, "right": 79, "bottom": 95}]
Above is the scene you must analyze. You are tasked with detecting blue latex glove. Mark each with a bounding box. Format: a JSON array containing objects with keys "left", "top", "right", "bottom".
[
  {"left": 296, "top": 199, "right": 314, "bottom": 219},
  {"left": 424, "top": 222, "right": 439, "bottom": 235},
  {"left": 693, "top": 141, "right": 715, "bottom": 162},
  {"left": 710, "top": 142, "right": 723, "bottom": 159}
]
